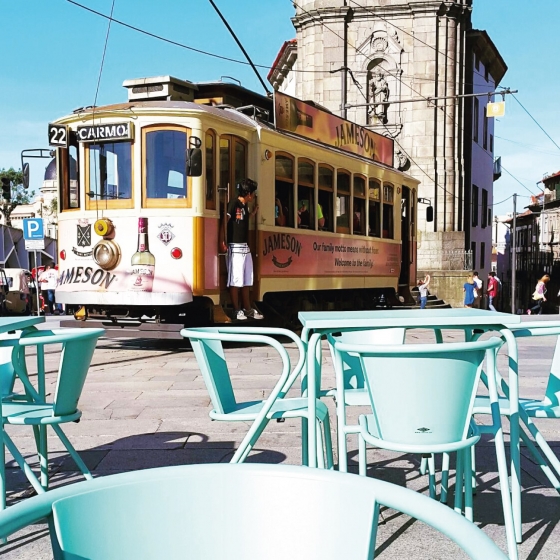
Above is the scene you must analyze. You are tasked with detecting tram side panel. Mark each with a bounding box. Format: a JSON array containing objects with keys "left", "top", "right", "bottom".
[{"left": 56, "top": 216, "right": 195, "bottom": 313}]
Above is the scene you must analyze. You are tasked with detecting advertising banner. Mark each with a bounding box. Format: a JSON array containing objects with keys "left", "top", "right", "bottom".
[
  {"left": 274, "top": 92, "right": 394, "bottom": 167},
  {"left": 260, "top": 231, "right": 401, "bottom": 278}
]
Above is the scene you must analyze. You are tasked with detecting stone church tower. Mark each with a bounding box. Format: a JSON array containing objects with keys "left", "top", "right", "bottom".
[{"left": 271, "top": 0, "right": 506, "bottom": 297}]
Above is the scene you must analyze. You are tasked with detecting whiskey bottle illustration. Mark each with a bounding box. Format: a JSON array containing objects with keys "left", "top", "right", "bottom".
[
  {"left": 130, "top": 217, "right": 155, "bottom": 292},
  {"left": 278, "top": 98, "right": 314, "bottom": 131}
]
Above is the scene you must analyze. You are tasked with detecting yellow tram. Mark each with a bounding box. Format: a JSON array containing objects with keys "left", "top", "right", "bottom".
[{"left": 50, "top": 76, "right": 420, "bottom": 327}]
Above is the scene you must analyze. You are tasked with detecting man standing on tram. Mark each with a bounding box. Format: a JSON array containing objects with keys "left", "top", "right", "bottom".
[{"left": 220, "top": 179, "right": 264, "bottom": 322}]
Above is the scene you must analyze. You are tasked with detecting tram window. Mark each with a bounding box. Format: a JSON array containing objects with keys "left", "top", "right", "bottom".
[
  {"left": 297, "top": 160, "right": 315, "bottom": 229},
  {"left": 353, "top": 175, "right": 366, "bottom": 235},
  {"left": 336, "top": 170, "right": 351, "bottom": 233},
  {"left": 220, "top": 138, "right": 230, "bottom": 192},
  {"left": 368, "top": 179, "right": 381, "bottom": 237},
  {"left": 275, "top": 153, "right": 294, "bottom": 228},
  {"left": 59, "top": 133, "right": 80, "bottom": 211},
  {"left": 87, "top": 141, "right": 132, "bottom": 206},
  {"left": 318, "top": 165, "right": 333, "bottom": 232},
  {"left": 145, "top": 130, "right": 187, "bottom": 200},
  {"left": 219, "top": 135, "right": 248, "bottom": 201},
  {"left": 234, "top": 141, "right": 246, "bottom": 186},
  {"left": 205, "top": 130, "right": 216, "bottom": 210},
  {"left": 383, "top": 183, "right": 394, "bottom": 239}
]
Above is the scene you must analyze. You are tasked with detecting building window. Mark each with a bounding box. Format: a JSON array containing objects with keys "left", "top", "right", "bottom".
[
  {"left": 472, "top": 185, "right": 479, "bottom": 227},
  {"left": 473, "top": 98, "right": 479, "bottom": 143},
  {"left": 481, "top": 189, "right": 488, "bottom": 228},
  {"left": 471, "top": 242, "right": 477, "bottom": 272},
  {"left": 489, "top": 134, "right": 494, "bottom": 154},
  {"left": 483, "top": 114, "right": 488, "bottom": 150},
  {"left": 480, "top": 242, "right": 486, "bottom": 269}
]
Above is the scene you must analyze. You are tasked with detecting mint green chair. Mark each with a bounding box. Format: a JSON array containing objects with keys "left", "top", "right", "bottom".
[
  {"left": 325, "top": 328, "right": 406, "bottom": 472},
  {"left": 330, "top": 336, "right": 518, "bottom": 560},
  {"left": 474, "top": 322, "right": 560, "bottom": 492},
  {"left": 181, "top": 327, "right": 333, "bottom": 467},
  {"left": 0, "top": 463, "right": 508, "bottom": 559},
  {"left": 0, "top": 328, "right": 104, "bottom": 511}
]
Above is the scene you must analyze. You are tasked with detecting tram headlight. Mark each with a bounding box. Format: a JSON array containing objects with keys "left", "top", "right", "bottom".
[
  {"left": 93, "top": 240, "right": 121, "bottom": 270},
  {"left": 94, "top": 218, "right": 115, "bottom": 237}
]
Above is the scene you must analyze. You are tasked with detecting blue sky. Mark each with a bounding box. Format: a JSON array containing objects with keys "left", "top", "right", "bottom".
[{"left": 1, "top": 0, "right": 558, "bottom": 216}]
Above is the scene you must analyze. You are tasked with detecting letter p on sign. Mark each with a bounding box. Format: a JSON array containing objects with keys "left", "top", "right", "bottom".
[{"left": 23, "top": 218, "right": 44, "bottom": 240}]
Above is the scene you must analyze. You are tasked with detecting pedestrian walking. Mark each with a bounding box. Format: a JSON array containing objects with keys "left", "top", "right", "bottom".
[
  {"left": 487, "top": 271, "right": 499, "bottom": 312},
  {"left": 38, "top": 264, "right": 58, "bottom": 315},
  {"left": 528, "top": 274, "right": 550, "bottom": 315},
  {"left": 472, "top": 271, "right": 483, "bottom": 308},
  {"left": 417, "top": 274, "right": 430, "bottom": 309},
  {"left": 464, "top": 274, "right": 476, "bottom": 308}
]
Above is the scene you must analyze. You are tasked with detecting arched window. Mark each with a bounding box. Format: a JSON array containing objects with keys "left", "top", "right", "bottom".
[
  {"left": 297, "top": 159, "right": 315, "bottom": 229},
  {"left": 205, "top": 130, "right": 216, "bottom": 210},
  {"left": 336, "top": 170, "right": 351, "bottom": 233},
  {"left": 143, "top": 125, "right": 190, "bottom": 208},
  {"left": 318, "top": 165, "right": 333, "bottom": 231},
  {"left": 275, "top": 152, "right": 294, "bottom": 228},
  {"left": 383, "top": 183, "right": 394, "bottom": 239}
]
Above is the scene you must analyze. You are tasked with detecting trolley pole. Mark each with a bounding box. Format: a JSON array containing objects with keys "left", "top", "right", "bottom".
[{"left": 511, "top": 193, "right": 517, "bottom": 314}]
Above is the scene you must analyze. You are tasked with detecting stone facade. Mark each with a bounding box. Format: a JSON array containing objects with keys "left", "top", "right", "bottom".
[{"left": 271, "top": 1, "right": 507, "bottom": 303}]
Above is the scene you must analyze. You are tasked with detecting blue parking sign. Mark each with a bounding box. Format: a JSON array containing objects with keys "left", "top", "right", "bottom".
[{"left": 23, "top": 218, "right": 44, "bottom": 240}]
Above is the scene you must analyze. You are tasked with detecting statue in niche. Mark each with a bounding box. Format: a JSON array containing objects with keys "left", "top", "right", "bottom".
[{"left": 369, "top": 71, "right": 389, "bottom": 123}]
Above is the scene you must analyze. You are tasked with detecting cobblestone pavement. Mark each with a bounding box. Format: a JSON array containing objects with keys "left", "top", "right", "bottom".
[{"left": 1, "top": 316, "right": 559, "bottom": 558}]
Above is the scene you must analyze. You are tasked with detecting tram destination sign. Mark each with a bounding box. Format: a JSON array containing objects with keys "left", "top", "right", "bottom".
[
  {"left": 76, "top": 122, "right": 134, "bottom": 143},
  {"left": 274, "top": 92, "right": 394, "bottom": 167}
]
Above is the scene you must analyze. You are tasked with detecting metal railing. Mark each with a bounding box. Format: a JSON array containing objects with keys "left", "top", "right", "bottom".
[{"left": 418, "top": 249, "right": 473, "bottom": 271}]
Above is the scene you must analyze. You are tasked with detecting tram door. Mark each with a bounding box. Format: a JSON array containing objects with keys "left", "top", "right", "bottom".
[
  {"left": 399, "top": 186, "right": 416, "bottom": 292},
  {"left": 218, "top": 135, "right": 248, "bottom": 307}
]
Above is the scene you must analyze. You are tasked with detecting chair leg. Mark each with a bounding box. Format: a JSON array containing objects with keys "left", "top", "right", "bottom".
[
  {"left": 320, "top": 415, "right": 334, "bottom": 470},
  {"left": 428, "top": 454, "right": 436, "bottom": 500},
  {"left": 51, "top": 425, "right": 92, "bottom": 480},
  {"left": 358, "top": 434, "right": 367, "bottom": 476},
  {"left": 440, "top": 452, "right": 450, "bottom": 504},
  {"left": 234, "top": 419, "right": 270, "bottom": 464},
  {"left": 493, "top": 425, "right": 519, "bottom": 559},
  {"left": 522, "top": 411, "right": 560, "bottom": 484},
  {"left": 464, "top": 448, "right": 474, "bottom": 522},
  {"left": 419, "top": 454, "right": 428, "bottom": 475},
  {"left": 39, "top": 425, "right": 48, "bottom": 490},
  {"left": 454, "top": 449, "right": 464, "bottom": 515},
  {"left": 370, "top": 500, "right": 380, "bottom": 560},
  {"left": 519, "top": 424, "right": 560, "bottom": 491},
  {"left": 316, "top": 419, "right": 325, "bottom": 470},
  {"left": 0, "top": 433, "right": 5, "bottom": 513},
  {"left": 471, "top": 445, "right": 477, "bottom": 495},
  {"left": 2, "top": 432, "right": 44, "bottom": 494},
  {"left": 301, "top": 418, "right": 309, "bottom": 467}
]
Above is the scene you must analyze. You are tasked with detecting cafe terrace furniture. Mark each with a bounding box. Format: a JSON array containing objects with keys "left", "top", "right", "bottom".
[
  {"left": 299, "top": 308, "right": 524, "bottom": 545},
  {"left": 474, "top": 321, "right": 560, "bottom": 493},
  {"left": 181, "top": 327, "right": 333, "bottom": 467},
  {"left": 330, "top": 338, "right": 503, "bottom": 522},
  {"left": 0, "top": 327, "right": 104, "bottom": 512},
  {"left": 0, "top": 463, "right": 508, "bottom": 560}
]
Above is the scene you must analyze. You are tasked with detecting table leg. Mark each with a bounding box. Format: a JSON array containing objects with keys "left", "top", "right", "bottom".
[
  {"left": 306, "top": 333, "right": 321, "bottom": 468},
  {"left": 501, "top": 328, "right": 521, "bottom": 543}
]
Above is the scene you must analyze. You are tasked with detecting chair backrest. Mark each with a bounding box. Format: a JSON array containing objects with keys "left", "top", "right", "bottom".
[
  {"left": 328, "top": 328, "right": 405, "bottom": 390},
  {"left": 0, "top": 463, "right": 508, "bottom": 560},
  {"left": 189, "top": 336, "right": 237, "bottom": 414},
  {"left": 17, "top": 328, "right": 104, "bottom": 417},
  {"left": 0, "top": 332, "right": 22, "bottom": 397},
  {"left": 334, "top": 338, "right": 502, "bottom": 446},
  {"left": 511, "top": 324, "right": 560, "bottom": 407}
]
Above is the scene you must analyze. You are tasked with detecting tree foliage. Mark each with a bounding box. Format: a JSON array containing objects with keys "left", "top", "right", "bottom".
[{"left": 0, "top": 168, "right": 35, "bottom": 226}]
